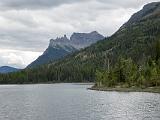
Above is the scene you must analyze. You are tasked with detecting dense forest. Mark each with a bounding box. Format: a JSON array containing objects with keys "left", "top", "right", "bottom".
[
  {"left": 96, "top": 55, "right": 160, "bottom": 88},
  {"left": 0, "top": 2, "right": 160, "bottom": 88}
]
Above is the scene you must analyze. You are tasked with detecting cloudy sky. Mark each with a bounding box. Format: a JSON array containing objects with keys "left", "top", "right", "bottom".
[{"left": 0, "top": 0, "right": 158, "bottom": 68}]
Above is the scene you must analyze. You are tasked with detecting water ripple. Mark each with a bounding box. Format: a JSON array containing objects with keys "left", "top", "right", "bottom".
[{"left": 0, "top": 84, "right": 159, "bottom": 120}]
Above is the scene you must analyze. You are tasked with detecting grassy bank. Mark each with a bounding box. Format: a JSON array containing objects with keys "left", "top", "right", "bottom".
[{"left": 89, "top": 86, "right": 160, "bottom": 93}]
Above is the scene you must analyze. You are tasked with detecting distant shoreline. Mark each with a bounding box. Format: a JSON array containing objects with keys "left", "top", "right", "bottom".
[
  {"left": 88, "top": 86, "right": 160, "bottom": 93},
  {"left": 0, "top": 82, "right": 94, "bottom": 86}
]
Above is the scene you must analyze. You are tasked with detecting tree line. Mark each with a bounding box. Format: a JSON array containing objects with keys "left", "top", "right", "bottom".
[{"left": 95, "top": 40, "right": 160, "bottom": 88}]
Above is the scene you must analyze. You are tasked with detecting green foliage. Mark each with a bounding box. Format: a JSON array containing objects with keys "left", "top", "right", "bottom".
[
  {"left": 155, "top": 40, "right": 160, "bottom": 61},
  {"left": 95, "top": 57, "right": 160, "bottom": 88}
]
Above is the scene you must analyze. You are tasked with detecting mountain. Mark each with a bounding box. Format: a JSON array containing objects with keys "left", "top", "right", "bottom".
[
  {"left": 26, "top": 2, "right": 160, "bottom": 82},
  {"left": 0, "top": 66, "right": 19, "bottom": 73},
  {"left": 48, "top": 31, "right": 104, "bottom": 49},
  {"left": 0, "top": 2, "right": 160, "bottom": 84},
  {"left": 27, "top": 31, "right": 104, "bottom": 68}
]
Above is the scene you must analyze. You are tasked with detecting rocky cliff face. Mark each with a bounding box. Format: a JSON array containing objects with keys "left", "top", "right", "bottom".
[
  {"left": 49, "top": 31, "right": 104, "bottom": 49},
  {"left": 70, "top": 31, "right": 105, "bottom": 49},
  {"left": 49, "top": 35, "right": 70, "bottom": 48}
]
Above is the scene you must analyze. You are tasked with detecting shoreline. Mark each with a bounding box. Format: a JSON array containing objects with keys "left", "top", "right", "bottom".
[
  {"left": 0, "top": 82, "right": 94, "bottom": 86},
  {"left": 88, "top": 86, "right": 160, "bottom": 93}
]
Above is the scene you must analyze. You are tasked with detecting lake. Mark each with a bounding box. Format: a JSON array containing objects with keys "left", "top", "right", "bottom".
[{"left": 0, "top": 83, "right": 160, "bottom": 120}]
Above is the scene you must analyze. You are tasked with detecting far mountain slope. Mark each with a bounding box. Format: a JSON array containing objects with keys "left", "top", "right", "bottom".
[{"left": 0, "top": 66, "right": 19, "bottom": 73}]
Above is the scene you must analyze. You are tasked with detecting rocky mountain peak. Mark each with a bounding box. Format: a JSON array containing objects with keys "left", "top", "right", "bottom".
[
  {"left": 70, "top": 31, "right": 104, "bottom": 49},
  {"left": 49, "top": 31, "right": 104, "bottom": 49},
  {"left": 49, "top": 35, "right": 70, "bottom": 47}
]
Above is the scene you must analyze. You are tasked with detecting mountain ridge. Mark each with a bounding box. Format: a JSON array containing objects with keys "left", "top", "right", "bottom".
[
  {"left": 49, "top": 31, "right": 105, "bottom": 49},
  {"left": 27, "top": 31, "right": 104, "bottom": 68},
  {"left": 0, "top": 66, "right": 19, "bottom": 73},
  {"left": 123, "top": 2, "right": 160, "bottom": 27}
]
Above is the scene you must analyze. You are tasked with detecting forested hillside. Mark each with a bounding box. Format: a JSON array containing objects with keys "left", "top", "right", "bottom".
[{"left": 0, "top": 2, "right": 160, "bottom": 86}]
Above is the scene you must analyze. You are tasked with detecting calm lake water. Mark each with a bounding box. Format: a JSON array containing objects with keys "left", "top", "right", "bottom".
[{"left": 0, "top": 84, "right": 160, "bottom": 120}]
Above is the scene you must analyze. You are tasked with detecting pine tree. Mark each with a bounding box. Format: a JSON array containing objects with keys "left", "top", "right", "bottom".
[{"left": 155, "top": 40, "right": 160, "bottom": 61}]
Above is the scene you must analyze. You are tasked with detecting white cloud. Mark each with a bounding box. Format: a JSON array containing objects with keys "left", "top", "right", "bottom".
[{"left": 0, "top": 49, "right": 42, "bottom": 68}]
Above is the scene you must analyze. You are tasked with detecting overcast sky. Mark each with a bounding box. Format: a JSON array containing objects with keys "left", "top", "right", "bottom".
[{"left": 0, "top": 0, "right": 158, "bottom": 68}]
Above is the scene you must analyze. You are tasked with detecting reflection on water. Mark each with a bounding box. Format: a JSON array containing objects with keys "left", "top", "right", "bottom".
[{"left": 0, "top": 84, "right": 159, "bottom": 120}]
